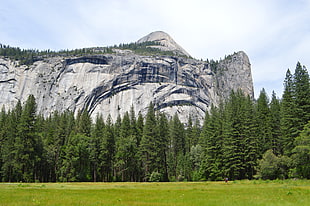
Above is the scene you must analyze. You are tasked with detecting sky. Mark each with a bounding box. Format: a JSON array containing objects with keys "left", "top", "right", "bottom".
[{"left": 1, "top": 0, "right": 309, "bottom": 98}]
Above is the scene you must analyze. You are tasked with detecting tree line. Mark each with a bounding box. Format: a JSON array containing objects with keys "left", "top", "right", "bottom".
[
  {"left": 0, "top": 41, "right": 185, "bottom": 66},
  {"left": 0, "top": 62, "right": 309, "bottom": 182}
]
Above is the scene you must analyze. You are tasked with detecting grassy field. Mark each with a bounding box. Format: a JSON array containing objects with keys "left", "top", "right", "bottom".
[{"left": 1, "top": 180, "right": 310, "bottom": 205}]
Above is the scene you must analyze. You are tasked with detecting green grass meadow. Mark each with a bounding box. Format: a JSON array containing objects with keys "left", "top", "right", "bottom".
[{"left": 1, "top": 180, "right": 310, "bottom": 206}]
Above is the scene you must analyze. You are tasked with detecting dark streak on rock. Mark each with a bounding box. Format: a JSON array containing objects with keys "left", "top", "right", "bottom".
[{"left": 0, "top": 78, "right": 16, "bottom": 83}]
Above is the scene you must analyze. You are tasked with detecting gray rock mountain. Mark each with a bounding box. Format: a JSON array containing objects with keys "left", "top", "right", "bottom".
[
  {"left": 0, "top": 32, "right": 253, "bottom": 123},
  {"left": 137, "top": 31, "right": 191, "bottom": 57}
]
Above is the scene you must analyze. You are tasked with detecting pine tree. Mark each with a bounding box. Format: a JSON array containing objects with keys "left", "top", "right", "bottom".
[
  {"left": 135, "top": 112, "right": 144, "bottom": 181},
  {"left": 115, "top": 112, "right": 138, "bottom": 181},
  {"left": 76, "top": 109, "right": 92, "bottom": 137},
  {"left": 242, "top": 95, "right": 259, "bottom": 179},
  {"left": 115, "top": 112, "right": 129, "bottom": 181},
  {"left": 0, "top": 107, "right": 8, "bottom": 181},
  {"left": 45, "top": 110, "right": 75, "bottom": 182},
  {"left": 73, "top": 133, "right": 91, "bottom": 181},
  {"left": 292, "top": 121, "right": 310, "bottom": 178},
  {"left": 33, "top": 114, "right": 45, "bottom": 182},
  {"left": 199, "top": 108, "right": 210, "bottom": 178},
  {"left": 293, "top": 62, "right": 310, "bottom": 131},
  {"left": 192, "top": 118, "right": 201, "bottom": 147},
  {"left": 40, "top": 114, "right": 55, "bottom": 182},
  {"left": 128, "top": 106, "right": 141, "bottom": 181},
  {"left": 201, "top": 104, "right": 224, "bottom": 180},
  {"left": 59, "top": 110, "right": 91, "bottom": 182},
  {"left": 168, "top": 113, "right": 186, "bottom": 179},
  {"left": 281, "top": 69, "right": 299, "bottom": 155},
  {"left": 269, "top": 91, "right": 282, "bottom": 154},
  {"left": 156, "top": 112, "right": 169, "bottom": 181},
  {"left": 59, "top": 134, "right": 77, "bottom": 182},
  {"left": 222, "top": 90, "right": 245, "bottom": 179},
  {"left": 185, "top": 116, "right": 193, "bottom": 153},
  {"left": 189, "top": 144, "right": 204, "bottom": 181},
  {"left": 114, "top": 114, "right": 122, "bottom": 140},
  {"left": 15, "top": 95, "right": 39, "bottom": 182},
  {"left": 136, "top": 112, "right": 144, "bottom": 147},
  {"left": 100, "top": 115, "right": 115, "bottom": 182},
  {"left": 90, "top": 114, "right": 105, "bottom": 182},
  {"left": 129, "top": 105, "right": 137, "bottom": 137},
  {"left": 1, "top": 101, "right": 23, "bottom": 182},
  {"left": 222, "top": 90, "right": 258, "bottom": 179},
  {"left": 139, "top": 102, "right": 158, "bottom": 181},
  {"left": 256, "top": 88, "right": 273, "bottom": 153},
  {"left": 185, "top": 115, "right": 201, "bottom": 153}
]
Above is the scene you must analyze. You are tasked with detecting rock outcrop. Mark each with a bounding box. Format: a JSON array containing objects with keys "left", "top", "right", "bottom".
[
  {"left": 137, "top": 31, "right": 191, "bottom": 57},
  {"left": 0, "top": 32, "right": 253, "bottom": 123}
]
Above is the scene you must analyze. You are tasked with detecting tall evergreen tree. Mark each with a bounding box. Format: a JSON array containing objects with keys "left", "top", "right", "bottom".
[
  {"left": 128, "top": 106, "right": 141, "bottom": 181},
  {"left": 281, "top": 69, "right": 299, "bottom": 155},
  {"left": 168, "top": 113, "right": 186, "bottom": 179},
  {"left": 185, "top": 116, "right": 193, "bottom": 153},
  {"left": 136, "top": 112, "right": 144, "bottom": 147},
  {"left": 293, "top": 62, "right": 310, "bottom": 131},
  {"left": 33, "top": 114, "right": 45, "bottom": 182},
  {"left": 129, "top": 105, "right": 137, "bottom": 137},
  {"left": 114, "top": 114, "right": 122, "bottom": 141},
  {"left": 156, "top": 112, "right": 169, "bottom": 181},
  {"left": 269, "top": 91, "right": 282, "bottom": 154},
  {"left": 15, "top": 95, "right": 40, "bottom": 182},
  {"left": 135, "top": 112, "right": 144, "bottom": 181},
  {"left": 256, "top": 88, "right": 272, "bottom": 153},
  {"left": 222, "top": 90, "right": 258, "bottom": 179},
  {"left": 222, "top": 90, "right": 245, "bottom": 179},
  {"left": 0, "top": 107, "right": 5, "bottom": 181},
  {"left": 4, "top": 101, "right": 22, "bottom": 182},
  {"left": 185, "top": 116, "right": 201, "bottom": 153},
  {"left": 292, "top": 121, "right": 310, "bottom": 178},
  {"left": 115, "top": 112, "right": 138, "bottom": 181},
  {"left": 60, "top": 132, "right": 90, "bottom": 182},
  {"left": 201, "top": 104, "right": 224, "bottom": 180},
  {"left": 43, "top": 110, "right": 75, "bottom": 182},
  {"left": 76, "top": 109, "right": 92, "bottom": 137},
  {"left": 139, "top": 102, "right": 158, "bottom": 181},
  {"left": 90, "top": 114, "right": 105, "bottom": 182},
  {"left": 192, "top": 118, "right": 201, "bottom": 147},
  {"left": 100, "top": 115, "right": 115, "bottom": 182},
  {"left": 242, "top": 95, "right": 259, "bottom": 179}
]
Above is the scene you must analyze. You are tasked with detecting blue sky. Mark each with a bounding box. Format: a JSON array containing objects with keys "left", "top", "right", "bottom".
[{"left": 1, "top": 0, "right": 309, "bottom": 98}]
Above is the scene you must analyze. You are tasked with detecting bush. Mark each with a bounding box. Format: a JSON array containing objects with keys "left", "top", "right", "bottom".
[
  {"left": 192, "top": 171, "right": 203, "bottom": 181},
  {"left": 257, "top": 149, "right": 291, "bottom": 180},
  {"left": 149, "top": 171, "right": 162, "bottom": 182}
]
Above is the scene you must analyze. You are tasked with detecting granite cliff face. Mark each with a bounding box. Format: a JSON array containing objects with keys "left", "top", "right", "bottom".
[{"left": 0, "top": 32, "right": 253, "bottom": 123}]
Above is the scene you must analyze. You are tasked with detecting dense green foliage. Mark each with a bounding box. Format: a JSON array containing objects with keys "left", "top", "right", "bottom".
[{"left": 0, "top": 62, "right": 309, "bottom": 182}]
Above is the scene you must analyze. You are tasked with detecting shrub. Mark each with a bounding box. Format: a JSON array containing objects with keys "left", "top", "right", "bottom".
[
  {"left": 149, "top": 171, "right": 162, "bottom": 182},
  {"left": 257, "top": 149, "right": 291, "bottom": 180}
]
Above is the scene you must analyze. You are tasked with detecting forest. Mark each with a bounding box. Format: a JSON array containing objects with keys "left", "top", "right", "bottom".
[{"left": 0, "top": 62, "right": 309, "bottom": 183}]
